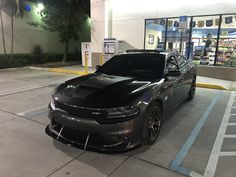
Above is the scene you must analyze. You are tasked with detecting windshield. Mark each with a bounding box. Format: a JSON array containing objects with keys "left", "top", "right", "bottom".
[{"left": 97, "top": 54, "right": 166, "bottom": 79}]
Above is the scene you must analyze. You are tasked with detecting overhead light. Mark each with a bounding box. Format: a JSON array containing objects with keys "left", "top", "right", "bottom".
[{"left": 37, "top": 3, "right": 44, "bottom": 11}]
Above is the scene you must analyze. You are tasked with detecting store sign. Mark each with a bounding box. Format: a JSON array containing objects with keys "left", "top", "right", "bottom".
[
  {"left": 197, "top": 21, "right": 204, "bottom": 27},
  {"left": 225, "top": 16, "right": 233, "bottom": 24},
  {"left": 179, "top": 16, "right": 188, "bottom": 32},
  {"left": 168, "top": 20, "right": 173, "bottom": 27},
  {"left": 206, "top": 20, "right": 213, "bottom": 27},
  {"left": 215, "top": 19, "right": 219, "bottom": 26},
  {"left": 104, "top": 41, "right": 115, "bottom": 54},
  {"left": 179, "top": 16, "right": 188, "bottom": 22}
]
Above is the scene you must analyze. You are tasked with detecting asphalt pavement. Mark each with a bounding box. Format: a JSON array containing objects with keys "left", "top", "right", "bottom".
[{"left": 0, "top": 68, "right": 235, "bottom": 177}]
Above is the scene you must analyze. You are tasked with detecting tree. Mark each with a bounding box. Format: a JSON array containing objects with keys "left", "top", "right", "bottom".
[
  {"left": 0, "top": 0, "right": 7, "bottom": 54},
  {"left": 41, "top": 0, "right": 88, "bottom": 62},
  {"left": 0, "top": 0, "right": 17, "bottom": 58}
]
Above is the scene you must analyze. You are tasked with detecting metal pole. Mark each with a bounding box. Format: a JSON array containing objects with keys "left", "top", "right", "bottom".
[
  {"left": 188, "top": 17, "right": 193, "bottom": 59},
  {"left": 214, "top": 15, "right": 222, "bottom": 66},
  {"left": 144, "top": 19, "right": 147, "bottom": 49},
  {"left": 164, "top": 18, "right": 168, "bottom": 51},
  {"left": 179, "top": 32, "right": 184, "bottom": 54}
]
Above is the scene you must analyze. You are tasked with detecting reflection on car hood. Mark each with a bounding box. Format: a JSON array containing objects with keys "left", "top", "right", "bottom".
[{"left": 54, "top": 73, "right": 161, "bottom": 108}]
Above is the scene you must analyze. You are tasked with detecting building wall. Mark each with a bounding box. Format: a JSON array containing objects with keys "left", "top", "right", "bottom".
[
  {"left": 91, "top": 0, "right": 236, "bottom": 53},
  {"left": 91, "top": 0, "right": 105, "bottom": 53},
  {"left": 0, "top": 1, "right": 91, "bottom": 54}
]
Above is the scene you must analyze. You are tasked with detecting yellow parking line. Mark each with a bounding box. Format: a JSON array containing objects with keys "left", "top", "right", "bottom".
[
  {"left": 196, "top": 83, "right": 227, "bottom": 90},
  {"left": 48, "top": 68, "right": 90, "bottom": 76}
]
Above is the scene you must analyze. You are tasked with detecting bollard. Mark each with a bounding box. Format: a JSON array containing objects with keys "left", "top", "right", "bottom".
[
  {"left": 85, "top": 51, "right": 88, "bottom": 75},
  {"left": 99, "top": 53, "right": 104, "bottom": 65}
]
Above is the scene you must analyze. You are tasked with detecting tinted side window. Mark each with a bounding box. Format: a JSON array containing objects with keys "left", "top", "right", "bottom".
[
  {"left": 167, "top": 56, "right": 178, "bottom": 71},
  {"left": 177, "top": 56, "right": 187, "bottom": 68}
]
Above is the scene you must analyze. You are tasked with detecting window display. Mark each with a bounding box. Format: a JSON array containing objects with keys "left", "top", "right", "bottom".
[
  {"left": 145, "top": 19, "right": 166, "bottom": 50},
  {"left": 166, "top": 17, "right": 190, "bottom": 56},
  {"left": 217, "top": 15, "right": 236, "bottom": 67},
  {"left": 144, "top": 13, "right": 236, "bottom": 67},
  {"left": 191, "top": 15, "right": 219, "bottom": 65}
]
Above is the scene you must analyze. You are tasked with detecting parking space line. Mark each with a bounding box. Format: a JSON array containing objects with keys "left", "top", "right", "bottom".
[
  {"left": 224, "top": 135, "right": 236, "bottom": 138},
  {"left": 190, "top": 171, "right": 203, "bottom": 177},
  {"left": 169, "top": 91, "right": 223, "bottom": 177},
  {"left": 228, "top": 123, "right": 236, "bottom": 126},
  {"left": 17, "top": 105, "right": 47, "bottom": 116},
  {"left": 204, "top": 91, "right": 235, "bottom": 177},
  {"left": 0, "top": 78, "right": 68, "bottom": 97},
  {"left": 220, "top": 152, "right": 236, "bottom": 156}
]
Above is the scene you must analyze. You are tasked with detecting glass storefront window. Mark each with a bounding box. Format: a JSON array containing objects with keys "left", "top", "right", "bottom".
[
  {"left": 192, "top": 16, "right": 219, "bottom": 65},
  {"left": 218, "top": 15, "right": 236, "bottom": 67},
  {"left": 144, "top": 14, "right": 236, "bottom": 67},
  {"left": 166, "top": 17, "right": 191, "bottom": 57},
  {"left": 145, "top": 19, "right": 166, "bottom": 50}
]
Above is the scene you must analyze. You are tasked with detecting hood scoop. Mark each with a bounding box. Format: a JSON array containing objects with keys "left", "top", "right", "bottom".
[{"left": 79, "top": 74, "right": 132, "bottom": 90}]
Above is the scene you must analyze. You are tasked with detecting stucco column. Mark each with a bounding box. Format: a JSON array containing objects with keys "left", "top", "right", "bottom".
[{"left": 105, "top": 0, "right": 112, "bottom": 38}]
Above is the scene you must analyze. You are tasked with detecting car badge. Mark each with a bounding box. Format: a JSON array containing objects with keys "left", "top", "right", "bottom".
[{"left": 92, "top": 111, "right": 102, "bottom": 115}]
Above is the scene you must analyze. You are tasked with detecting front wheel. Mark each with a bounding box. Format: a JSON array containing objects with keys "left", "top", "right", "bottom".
[
  {"left": 142, "top": 102, "right": 162, "bottom": 145},
  {"left": 188, "top": 75, "right": 196, "bottom": 100}
]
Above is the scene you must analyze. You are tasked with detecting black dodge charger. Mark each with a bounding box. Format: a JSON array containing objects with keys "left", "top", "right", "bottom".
[{"left": 46, "top": 50, "right": 197, "bottom": 152}]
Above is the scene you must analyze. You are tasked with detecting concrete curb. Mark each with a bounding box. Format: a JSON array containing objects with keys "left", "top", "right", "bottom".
[
  {"left": 48, "top": 68, "right": 87, "bottom": 75},
  {"left": 27, "top": 66, "right": 89, "bottom": 75},
  {"left": 196, "top": 83, "right": 227, "bottom": 90},
  {"left": 28, "top": 67, "right": 229, "bottom": 91},
  {"left": 27, "top": 66, "right": 50, "bottom": 71}
]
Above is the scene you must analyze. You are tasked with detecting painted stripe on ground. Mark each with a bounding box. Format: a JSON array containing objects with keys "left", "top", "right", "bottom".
[
  {"left": 204, "top": 91, "right": 235, "bottom": 177},
  {"left": 48, "top": 68, "right": 89, "bottom": 75},
  {"left": 228, "top": 123, "right": 236, "bottom": 126},
  {"left": 169, "top": 91, "right": 223, "bottom": 176},
  {"left": 17, "top": 105, "right": 48, "bottom": 117},
  {"left": 196, "top": 83, "right": 227, "bottom": 90},
  {"left": 224, "top": 135, "right": 236, "bottom": 138},
  {"left": 0, "top": 78, "right": 69, "bottom": 97},
  {"left": 220, "top": 151, "right": 236, "bottom": 156}
]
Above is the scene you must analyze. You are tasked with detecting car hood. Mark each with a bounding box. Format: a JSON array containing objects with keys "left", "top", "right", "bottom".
[{"left": 53, "top": 73, "right": 161, "bottom": 108}]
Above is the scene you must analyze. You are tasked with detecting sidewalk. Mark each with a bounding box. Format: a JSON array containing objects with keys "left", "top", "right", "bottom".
[{"left": 28, "top": 65, "right": 236, "bottom": 91}]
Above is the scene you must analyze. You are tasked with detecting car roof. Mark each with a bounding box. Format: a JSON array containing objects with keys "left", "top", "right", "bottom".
[
  {"left": 120, "top": 49, "right": 179, "bottom": 58},
  {"left": 126, "top": 49, "right": 166, "bottom": 55}
]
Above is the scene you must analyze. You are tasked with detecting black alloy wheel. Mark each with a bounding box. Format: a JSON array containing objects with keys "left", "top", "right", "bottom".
[
  {"left": 188, "top": 75, "right": 196, "bottom": 100},
  {"left": 142, "top": 102, "right": 162, "bottom": 145}
]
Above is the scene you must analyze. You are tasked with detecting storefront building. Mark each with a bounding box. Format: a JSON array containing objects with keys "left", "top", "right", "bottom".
[
  {"left": 91, "top": 0, "right": 236, "bottom": 79},
  {"left": 145, "top": 14, "right": 236, "bottom": 67}
]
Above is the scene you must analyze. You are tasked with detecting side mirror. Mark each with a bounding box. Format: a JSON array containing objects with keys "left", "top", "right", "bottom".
[
  {"left": 166, "top": 70, "right": 181, "bottom": 77},
  {"left": 96, "top": 65, "right": 101, "bottom": 70}
]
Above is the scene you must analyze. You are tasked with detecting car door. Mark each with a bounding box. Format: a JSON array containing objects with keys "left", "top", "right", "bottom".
[
  {"left": 166, "top": 55, "right": 184, "bottom": 104},
  {"left": 164, "top": 55, "right": 181, "bottom": 106},
  {"left": 176, "top": 55, "right": 190, "bottom": 100}
]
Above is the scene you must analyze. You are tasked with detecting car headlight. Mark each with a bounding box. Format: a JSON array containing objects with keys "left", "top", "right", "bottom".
[
  {"left": 50, "top": 100, "right": 56, "bottom": 110},
  {"left": 106, "top": 106, "right": 140, "bottom": 119}
]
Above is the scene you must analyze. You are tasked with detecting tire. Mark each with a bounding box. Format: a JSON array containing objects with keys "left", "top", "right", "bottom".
[
  {"left": 188, "top": 75, "right": 196, "bottom": 100},
  {"left": 142, "top": 101, "right": 162, "bottom": 145}
]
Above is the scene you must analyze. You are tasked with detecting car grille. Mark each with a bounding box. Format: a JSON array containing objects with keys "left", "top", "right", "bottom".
[{"left": 54, "top": 100, "right": 107, "bottom": 119}]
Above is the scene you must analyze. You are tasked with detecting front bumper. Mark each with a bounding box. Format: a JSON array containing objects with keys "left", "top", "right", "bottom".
[{"left": 46, "top": 108, "right": 143, "bottom": 152}]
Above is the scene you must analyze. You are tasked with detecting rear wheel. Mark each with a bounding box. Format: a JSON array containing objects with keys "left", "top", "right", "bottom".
[
  {"left": 142, "top": 102, "right": 162, "bottom": 145},
  {"left": 188, "top": 75, "right": 196, "bottom": 100}
]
